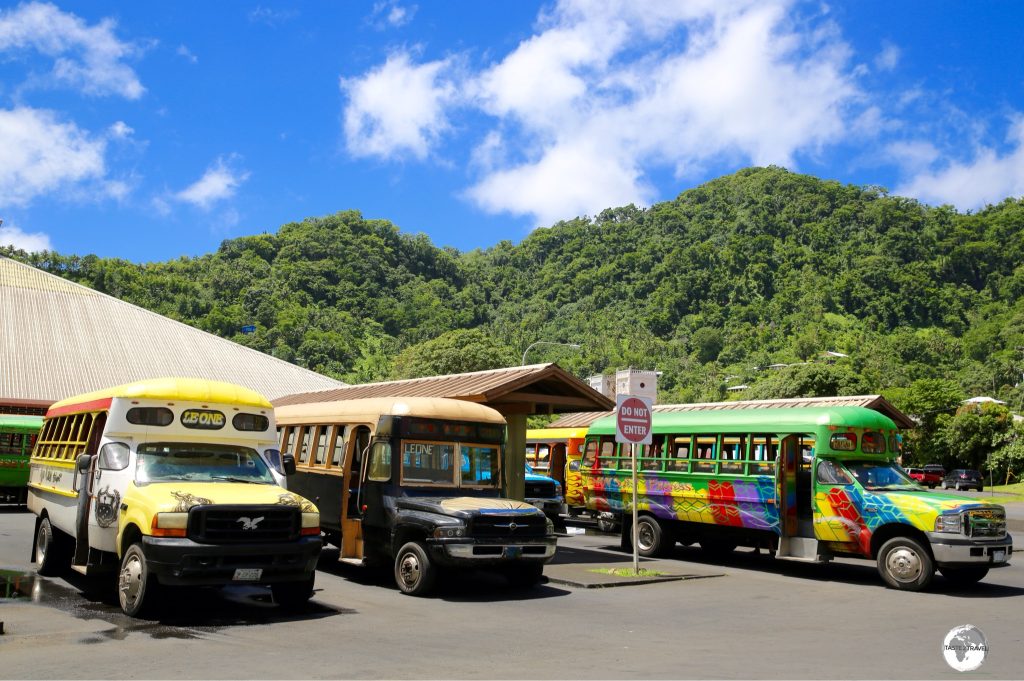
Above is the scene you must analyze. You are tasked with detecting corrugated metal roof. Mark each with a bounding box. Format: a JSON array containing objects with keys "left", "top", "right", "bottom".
[
  {"left": 274, "top": 363, "right": 615, "bottom": 414},
  {"left": 547, "top": 395, "right": 914, "bottom": 429},
  {"left": 0, "top": 256, "right": 345, "bottom": 404}
]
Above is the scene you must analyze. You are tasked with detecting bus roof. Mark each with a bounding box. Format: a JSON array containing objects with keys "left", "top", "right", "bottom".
[
  {"left": 275, "top": 396, "right": 506, "bottom": 426},
  {"left": 526, "top": 427, "right": 589, "bottom": 441},
  {"left": 47, "top": 377, "right": 273, "bottom": 418},
  {"left": 588, "top": 406, "right": 898, "bottom": 434},
  {"left": 0, "top": 414, "right": 44, "bottom": 431}
]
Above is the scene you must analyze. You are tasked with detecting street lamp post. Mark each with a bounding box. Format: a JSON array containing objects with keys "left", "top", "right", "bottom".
[{"left": 521, "top": 341, "right": 581, "bottom": 365}]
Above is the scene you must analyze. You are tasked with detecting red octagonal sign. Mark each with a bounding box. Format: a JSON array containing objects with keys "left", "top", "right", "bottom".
[{"left": 616, "top": 395, "right": 652, "bottom": 445}]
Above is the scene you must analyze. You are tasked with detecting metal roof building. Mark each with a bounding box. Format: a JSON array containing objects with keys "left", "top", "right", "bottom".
[{"left": 0, "top": 255, "right": 345, "bottom": 411}]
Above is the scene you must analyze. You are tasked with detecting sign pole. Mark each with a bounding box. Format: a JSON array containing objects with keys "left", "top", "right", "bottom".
[
  {"left": 615, "top": 394, "right": 653, "bottom": 577},
  {"left": 631, "top": 441, "right": 639, "bottom": 574}
]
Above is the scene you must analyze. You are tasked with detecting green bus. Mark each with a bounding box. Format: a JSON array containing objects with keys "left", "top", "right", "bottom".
[
  {"left": 0, "top": 415, "right": 42, "bottom": 504},
  {"left": 581, "top": 406, "right": 1012, "bottom": 591}
]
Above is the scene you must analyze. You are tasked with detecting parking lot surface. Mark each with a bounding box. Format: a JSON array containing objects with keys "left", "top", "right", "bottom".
[{"left": 1, "top": 507, "right": 1022, "bottom": 679}]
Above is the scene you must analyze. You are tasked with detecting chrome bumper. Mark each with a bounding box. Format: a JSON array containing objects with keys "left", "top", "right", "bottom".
[
  {"left": 928, "top": 532, "right": 1012, "bottom": 566},
  {"left": 444, "top": 542, "right": 556, "bottom": 561}
]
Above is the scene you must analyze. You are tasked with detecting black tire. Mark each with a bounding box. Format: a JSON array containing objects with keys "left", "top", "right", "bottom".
[
  {"left": 699, "top": 537, "right": 737, "bottom": 558},
  {"left": 272, "top": 574, "right": 315, "bottom": 609},
  {"left": 978, "top": 486, "right": 983, "bottom": 492},
  {"left": 939, "top": 565, "right": 989, "bottom": 586},
  {"left": 635, "top": 516, "right": 669, "bottom": 557},
  {"left": 394, "top": 541, "right": 436, "bottom": 596},
  {"left": 35, "top": 517, "right": 70, "bottom": 576},
  {"left": 505, "top": 563, "right": 544, "bottom": 588},
  {"left": 118, "top": 543, "right": 163, "bottom": 617},
  {"left": 877, "top": 536, "right": 934, "bottom": 591}
]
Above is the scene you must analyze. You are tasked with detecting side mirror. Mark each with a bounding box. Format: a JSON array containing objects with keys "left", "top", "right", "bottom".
[{"left": 282, "top": 454, "right": 296, "bottom": 476}]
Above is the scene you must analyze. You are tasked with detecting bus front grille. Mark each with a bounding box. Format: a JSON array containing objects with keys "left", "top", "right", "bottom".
[
  {"left": 188, "top": 506, "right": 300, "bottom": 543},
  {"left": 469, "top": 514, "right": 547, "bottom": 539},
  {"left": 966, "top": 509, "right": 1006, "bottom": 538}
]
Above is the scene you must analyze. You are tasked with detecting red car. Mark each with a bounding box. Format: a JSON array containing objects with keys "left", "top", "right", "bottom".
[{"left": 905, "top": 465, "right": 944, "bottom": 488}]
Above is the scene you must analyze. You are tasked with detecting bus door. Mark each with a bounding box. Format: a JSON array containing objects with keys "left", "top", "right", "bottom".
[
  {"left": 86, "top": 438, "right": 133, "bottom": 554},
  {"left": 340, "top": 426, "right": 371, "bottom": 561},
  {"left": 776, "top": 434, "right": 815, "bottom": 539},
  {"left": 777, "top": 435, "right": 799, "bottom": 537},
  {"left": 550, "top": 442, "right": 567, "bottom": 489}
]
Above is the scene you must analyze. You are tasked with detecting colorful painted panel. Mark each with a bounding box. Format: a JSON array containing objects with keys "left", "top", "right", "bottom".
[{"left": 585, "top": 473, "right": 780, "bottom": 534}]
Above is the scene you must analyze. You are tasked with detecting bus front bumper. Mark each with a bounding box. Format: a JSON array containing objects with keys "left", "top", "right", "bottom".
[
  {"left": 428, "top": 537, "right": 557, "bottom": 565},
  {"left": 141, "top": 535, "right": 322, "bottom": 586},
  {"left": 927, "top": 532, "right": 1012, "bottom": 567}
]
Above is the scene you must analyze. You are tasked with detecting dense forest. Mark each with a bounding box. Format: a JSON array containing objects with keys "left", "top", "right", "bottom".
[{"left": 6, "top": 167, "right": 1024, "bottom": 479}]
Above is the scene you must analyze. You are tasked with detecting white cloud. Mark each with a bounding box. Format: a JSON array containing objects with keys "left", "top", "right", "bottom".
[
  {"left": 875, "top": 42, "right": 900, "bottom": 71},
  {"left": 370, "top": 1, "right": 416, "bottom": 28},
  {"left": 176, "top": 44, "right": 197, "bottom": 64},
  {"left": 895, "top": 116, "right": 1024, "bottom": 209},
  {"left": 464, "top": 0, "right": 859, "bottom": 225},
  {"left": 174, "top": 156, "right": 250, "bottom": 209},
  {"left": 108, "top": 120, "right": 133, "bottom": 139},
  {"left": 248, "top": 6, "right": 298, "bottom": 27},
  {"left": 341, "top": 52, "right": 456, "bottom": 160},
  {"left": 0, "top": 106, "right": 106, "bottom": 206},
  {"left": 0, "top": 220, "right": 52, "bottom": 252},
  {"left": 0, "top": 1, "right": 144, "bottom": 98}
]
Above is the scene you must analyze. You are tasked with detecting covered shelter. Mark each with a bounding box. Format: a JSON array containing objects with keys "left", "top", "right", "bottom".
[
  {"left": 0, "top": 255, "right": 345, "bottom": 413},
  {"left": 274, "top": 363, "right": 615, "bottom": 500},
  {"left": 548, "top": 394, "right": 914, "bottom": 430}
]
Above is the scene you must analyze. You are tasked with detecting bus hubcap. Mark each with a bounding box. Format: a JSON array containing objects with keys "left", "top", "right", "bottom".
[
  {"left": 886, "top": 547, "right": 922, "bottom": 582},
  {"left": 119, "top": 555, "right": 143, "bottom": 609},
  {"left": 399, "top": 553, "right": 420, "bottom": 587},
  {"left": 638, "top": 523, "right": 655, "bottom": 551}
]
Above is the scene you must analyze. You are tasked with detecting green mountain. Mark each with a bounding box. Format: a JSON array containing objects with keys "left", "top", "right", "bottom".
[{"left": 7, "top": 166, "right": 1024, "bottom": 413}]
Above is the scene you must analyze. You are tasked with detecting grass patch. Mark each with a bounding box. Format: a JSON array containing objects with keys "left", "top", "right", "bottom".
[{"left": 587, "top": 567, "right": 668, "bottom": 578}]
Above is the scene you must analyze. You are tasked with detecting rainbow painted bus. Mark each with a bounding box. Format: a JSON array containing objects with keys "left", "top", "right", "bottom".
[
  {"left": 0, "top": 415, "right": 42, "bottom": 504},
  {"left": 525, "top": 427, "right": 588, "bottom": 510},
  {"left": 581, "top": 406, "right": 1012, "bottom": 591}
]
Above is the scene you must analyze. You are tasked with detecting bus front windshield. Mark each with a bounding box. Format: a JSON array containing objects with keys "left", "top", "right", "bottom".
[
  {"left": 137, "top": 442, "right": 275, "bottom": 485},
  {"left": 400, "top": 440, "right": 500, "bottom": 488},
  {"left": 842, "top": 460, "right": 920, "bottom": 492}
]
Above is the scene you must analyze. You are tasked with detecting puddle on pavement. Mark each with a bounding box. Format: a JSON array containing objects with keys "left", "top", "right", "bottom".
[{"left": 0, "top": 567, "right": 351, "bottom": 641}]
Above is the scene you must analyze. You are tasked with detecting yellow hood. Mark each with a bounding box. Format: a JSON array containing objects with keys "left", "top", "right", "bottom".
[{"left": 133, "top": 482, "right": 317, "bottom": 513}]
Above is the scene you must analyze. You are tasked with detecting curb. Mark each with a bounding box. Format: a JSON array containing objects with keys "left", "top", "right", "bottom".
[{"left": 545, "top": 571, "right": 723, "bottom": 589}]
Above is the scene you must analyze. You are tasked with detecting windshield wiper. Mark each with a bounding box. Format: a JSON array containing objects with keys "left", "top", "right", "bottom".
[{"left": 208, "top": 475, "right": 268, "bottom": 484}]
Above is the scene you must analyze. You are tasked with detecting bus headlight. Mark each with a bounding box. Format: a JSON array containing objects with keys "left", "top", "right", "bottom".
[
  {"left": 152, "top": 512, "right": 188, "bottom": 537},
  {"left": 301, "top": 512, "right": 320, "bottom": 536},
  {"left": 432, "top": 526, "right": 465, "bottom": 538},
  {"left": 935, "top": 513, "right": 962, "bottom": 534}
]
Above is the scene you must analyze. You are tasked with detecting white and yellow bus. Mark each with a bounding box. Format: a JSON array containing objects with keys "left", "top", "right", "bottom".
[{"left": 28, "top": 377, "right": 322, "bottom": 616}]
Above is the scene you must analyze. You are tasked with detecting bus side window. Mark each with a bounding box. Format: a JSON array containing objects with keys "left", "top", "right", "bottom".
[
  {"left": 582, "top": 439, "right": 599, "bottom": 467},
  {"left": 640, "top": 435, "right": 664, "bottom": 471},
  {"left": 297, "top": 427, "right": 312, "bottom": 465},
  {"left": 816, "top": 459, "right": 851, "bottom": 485},
  {"left": 720, "top": 435, "right": 745, "bottom": 474},
  {"left": 314, "top": 426, "right": 329, "bottom": 466},
  {"left": 668, "top": 435, "right": 690, "bottom": 472},
  {"left": 599, "top": 437, "right": 617, "bottom": 469},
  {"left": 692, "top": 434, "right": 716, "bottom": 473},
  {"left": 748, "top": 433, "right": 777, "bottom": 475},
  {"left": 329, "top": 425, "right": 347, "bottom": 468}
]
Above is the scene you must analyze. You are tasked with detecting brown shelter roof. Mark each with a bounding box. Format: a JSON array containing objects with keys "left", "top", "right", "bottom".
[
  {"left": 547, "top": 394, "right": 914, "bottom": 429},
  {"left": 274, "top": 363, "right": 615, "bottom": 415}
]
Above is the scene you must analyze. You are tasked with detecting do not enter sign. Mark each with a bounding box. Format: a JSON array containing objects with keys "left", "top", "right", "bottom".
[{"left": 616, "top": 395, "right": 653, "bottom": 445}]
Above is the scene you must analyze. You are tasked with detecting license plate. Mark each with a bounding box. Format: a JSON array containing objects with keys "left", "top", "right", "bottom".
[
  {"left": 233, "top": 568, "right": 262, "bottom": 581},
  {"left": 503, "top": 546, "right": 523, "bottom": 559},
  {"left": 992, "top": 550, "right": 1006, "bottom": 563}
]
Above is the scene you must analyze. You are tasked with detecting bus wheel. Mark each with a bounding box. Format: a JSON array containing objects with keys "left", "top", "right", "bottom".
[
  {"left": 877, "top": 536, "right": 934, "bottom": 591},
  {"left": 505, "top": 563, "right": 544, "bottom": 588},
  {"left": 939, "top": 565, "right": 989, "bottom": 586},
  {"left": 272, "top": 574, "right": 315, "bottom": 609},
  {"left": 118, "top": 543, "right": 163, "bottom": 617},
  {"left": 699, "top": 538, "right": 737, "bottom": 558},
  {"left": 394, "top": 541, "right": 436, "bottom": 596},
  {"left": 635, "top": 516, "right": 669, "bottom": 557},
  {"left": 35, "top": 517, "right": 69, "bottom": 576}
]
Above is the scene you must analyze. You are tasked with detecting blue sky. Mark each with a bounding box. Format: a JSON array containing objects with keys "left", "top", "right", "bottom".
[{"left": 1, "top": 1, "right": 1023, "bottom": 262}]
